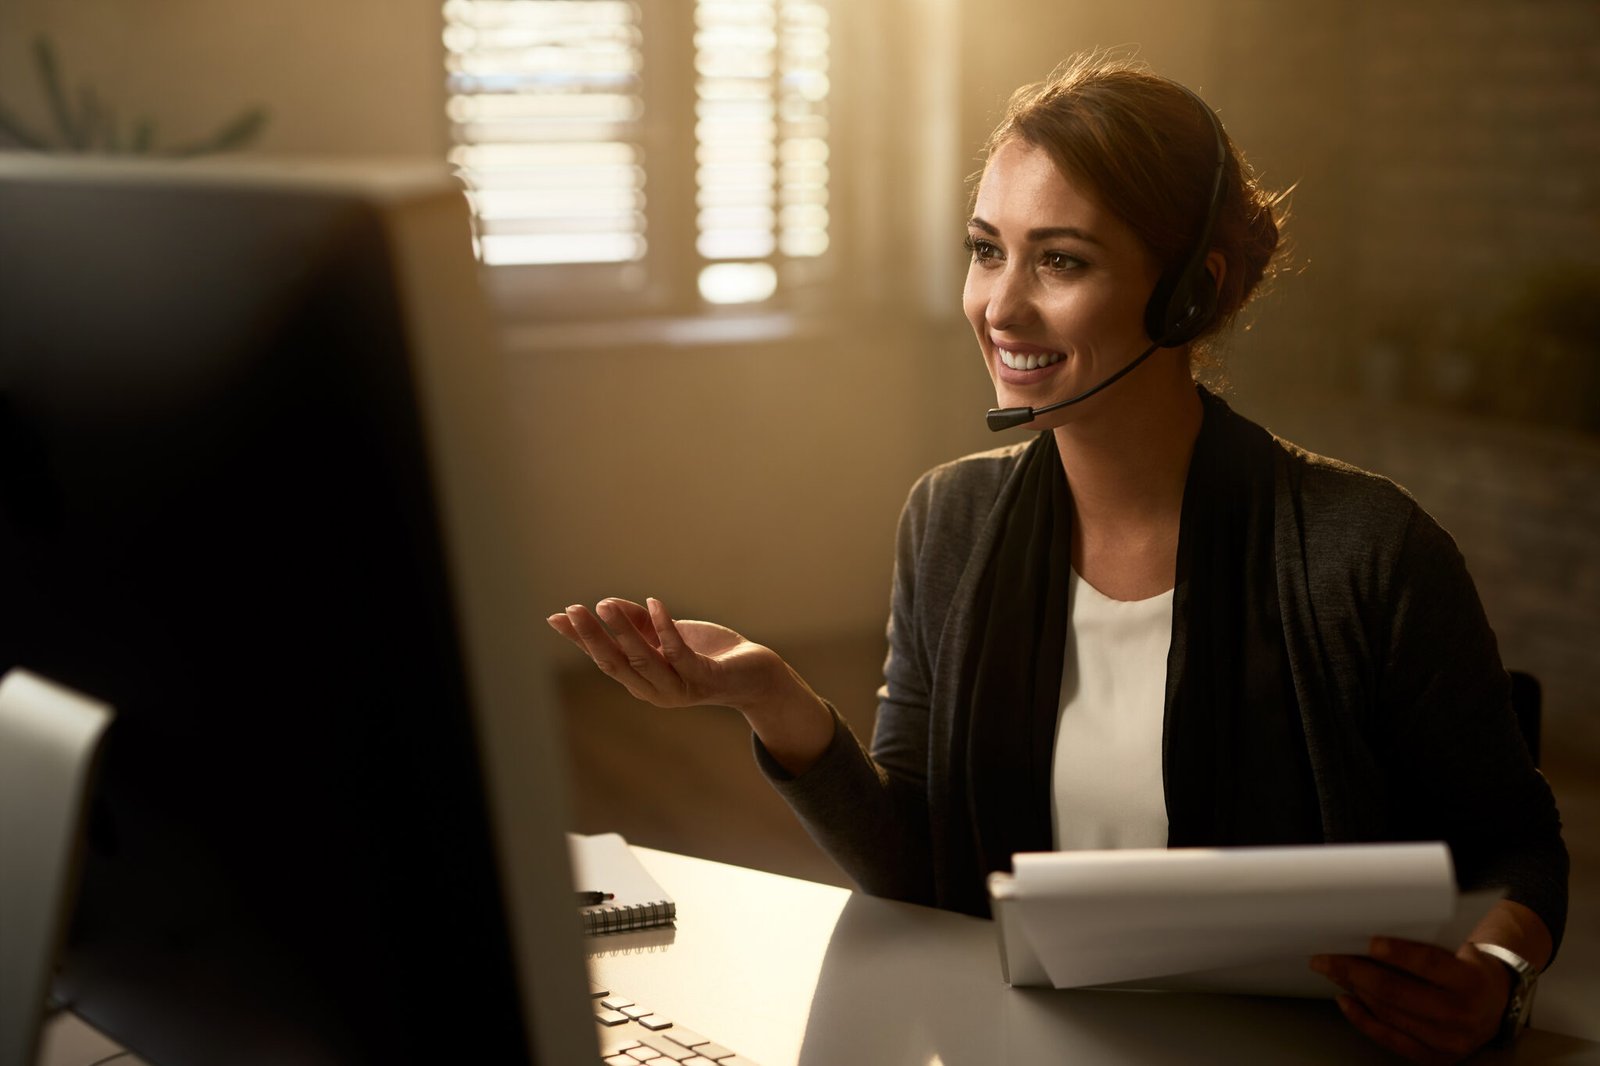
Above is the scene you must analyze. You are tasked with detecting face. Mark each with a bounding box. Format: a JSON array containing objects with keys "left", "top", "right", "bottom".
[{"left": 963, "top": 139, "right": 1164, "bottom": 426}]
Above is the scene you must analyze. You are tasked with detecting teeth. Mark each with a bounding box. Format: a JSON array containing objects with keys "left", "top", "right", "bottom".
[{"left": 998, "top": 347, "right": 1065, "bottom": 371}]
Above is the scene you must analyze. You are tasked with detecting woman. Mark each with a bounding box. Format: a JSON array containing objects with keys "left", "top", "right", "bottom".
[{"left": 549, "top": 55, "right": 1566, "bottom": 1063}]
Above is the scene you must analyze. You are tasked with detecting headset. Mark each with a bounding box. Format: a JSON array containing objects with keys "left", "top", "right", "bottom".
[
  {"left": 1144, "top": 84, "right": 1229, "bottom": 347},
  {"left": 986, "top": 84, "right": 1230, "bottom": 432}
]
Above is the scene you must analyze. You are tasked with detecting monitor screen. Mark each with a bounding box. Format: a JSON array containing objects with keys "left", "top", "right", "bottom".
[{"left": 0, "top": 157, "right": 595, "bottom": 1064}]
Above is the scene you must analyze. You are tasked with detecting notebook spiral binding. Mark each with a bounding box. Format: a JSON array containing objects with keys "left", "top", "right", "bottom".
[{"left": 582, "top": 899, "right": 677, "bottom": 936}]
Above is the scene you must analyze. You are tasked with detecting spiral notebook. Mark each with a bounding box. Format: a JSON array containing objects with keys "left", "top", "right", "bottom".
[{"left": 568, "top": 832, "right": 676, "bottom": 935}]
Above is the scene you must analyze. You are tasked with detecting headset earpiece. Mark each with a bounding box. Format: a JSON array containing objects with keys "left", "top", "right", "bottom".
[
  {"left": 1143, "top": 88, "right": 1228, "bottom": 348},
  {"left": 1145, "top": 261, "right": 1219, "bottom": 348}
]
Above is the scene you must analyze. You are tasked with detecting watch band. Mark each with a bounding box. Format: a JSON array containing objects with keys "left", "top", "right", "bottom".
[{"left": 1471, "top": 942, "right": 1539, "bottom": 1046}]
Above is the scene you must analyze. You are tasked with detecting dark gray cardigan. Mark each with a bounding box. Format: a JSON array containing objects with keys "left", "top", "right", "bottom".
[{"left": 757, "top": 415, "right": 1568, "bottom": 949}]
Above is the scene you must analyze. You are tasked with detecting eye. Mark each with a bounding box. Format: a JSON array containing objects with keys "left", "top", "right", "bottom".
[
  {"left": 964, "top": 234, "right": 1002, "bottom": 263},
  {"left": 1042, "top": 250, "right": 1086, "bottom": 271}
]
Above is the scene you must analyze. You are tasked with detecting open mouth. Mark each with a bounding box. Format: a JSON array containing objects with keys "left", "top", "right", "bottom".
[{"left": 998, "top": 347, "right": 1066, "bottom": 371}]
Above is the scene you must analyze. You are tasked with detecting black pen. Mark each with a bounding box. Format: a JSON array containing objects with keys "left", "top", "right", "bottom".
[{"left": 575, "top": 891, "right": 614, "bottom": 906}]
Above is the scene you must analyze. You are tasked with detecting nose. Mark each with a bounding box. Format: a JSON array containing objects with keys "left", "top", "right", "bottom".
[{"left": 982, "top": 260, "right": 1036, "bottom": 333}]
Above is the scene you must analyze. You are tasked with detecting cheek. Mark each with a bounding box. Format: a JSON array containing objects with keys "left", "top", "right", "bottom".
[{"left": 1057, "top": 284, "right": 1143, "bottom": 342}]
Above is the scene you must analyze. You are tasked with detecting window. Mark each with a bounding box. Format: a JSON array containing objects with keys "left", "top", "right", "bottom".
[{"left": 443, "top": 0, "right": 831, "bottom": 315}]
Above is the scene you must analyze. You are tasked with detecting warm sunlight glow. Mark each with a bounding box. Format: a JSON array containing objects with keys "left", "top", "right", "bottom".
[
  {"left": 699, "top": 262, "right": 778, "bottom": 304},
  {"left": 445, "top": 0, "right": 645, "bottom": 266},
  {"left": 445, "top": 0, "right": 829, "bottom": 283},
  {"left": 695, "top": 0, "right": 830, "bottom": 274}
]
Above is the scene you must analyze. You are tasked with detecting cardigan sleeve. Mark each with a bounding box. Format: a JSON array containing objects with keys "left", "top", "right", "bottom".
[
  {"left": 751, "top": 470, "right": 943, "bottom": 904},
  {"left": 1377, "top": 507, "right": 1569, "bottom": 952},
  {"left": 753, "top": 447, "right": 1028, "bottom": 905}
]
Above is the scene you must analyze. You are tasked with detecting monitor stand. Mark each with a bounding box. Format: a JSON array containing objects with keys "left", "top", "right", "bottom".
[{"left": 0, "top": 670, "right": 115, "bottom": 1066}]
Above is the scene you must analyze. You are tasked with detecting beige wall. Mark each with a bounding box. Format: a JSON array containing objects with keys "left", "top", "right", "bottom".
[
  {"left": 0, "top": 0, "right": 981, "bottom": 644},
  {"left": 0, "top": 0, "right": 447, "bottom": 157},
  {"left": 6, "top": 1, "right": 1595, "bottom": 649},
  {"left": 509, "top": 0, "right": 1263, "bottom": 644}
]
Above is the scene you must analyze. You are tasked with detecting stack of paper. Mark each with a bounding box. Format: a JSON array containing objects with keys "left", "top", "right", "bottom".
[{"left": 988, "top": 842, "right": 1500, "bottom": 996}]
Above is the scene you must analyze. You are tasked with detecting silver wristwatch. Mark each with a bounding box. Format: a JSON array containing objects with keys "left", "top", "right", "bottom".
[{"left": 1472, "top": 942, "right": 1539, "bottom": 1045}]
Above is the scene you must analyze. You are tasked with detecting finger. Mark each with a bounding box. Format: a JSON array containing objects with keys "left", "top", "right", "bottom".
[
  {"left": 1331, "top": 958, "right": 1481, "bottom": 1057},
  {"left": 601, "top": 597, "right": 662, "bottom": 650},
  {"left": 1311, "top": 953, "right": 1388, "bottom": 997},
  {"left": 563, "top": 605, "right": 661, "bottom": 701},
  {"left": 1325, "top": 955, "right": 1450, "bottom": 1027},
  {"left": 1335, "top": 994, "right": 1455, "bottom": 1065},
  {"left": 596, "top": 599, "right": 683, "bottom": 696},
  {"left": 1370, "top": 938, "right": 1475, "bottom": 996},
  {"left": 648, "top": 597, "right": 700, "bottom": 671},
  {"left": 1310, "top": 954, "right": 1353, "bottom": 993},
  {"left": 648, "top": 597, "right": 723, "bottom": 694},
  {"left": 562, "top": 604, "right": 629, "bottom": 670},
  {"left": 546, "top": 612, "right": 581, "bottom": 643}
]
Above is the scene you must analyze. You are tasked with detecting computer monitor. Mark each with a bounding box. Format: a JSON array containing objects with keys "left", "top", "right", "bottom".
[{"left": 0, "top": 156, "right": 596, "bottom": 1064}]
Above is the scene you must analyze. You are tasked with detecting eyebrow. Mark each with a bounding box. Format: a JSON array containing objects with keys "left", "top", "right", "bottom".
[{"left": 967, "top": 216, "right": 1104, "bottom": 246}]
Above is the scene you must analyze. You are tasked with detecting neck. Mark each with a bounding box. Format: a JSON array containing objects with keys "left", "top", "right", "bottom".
[
  {"left": 1054, "top": 375, "right": 1204, "bottom": 520},
  {"left": 1053, "top": 370, "right": 1204, "bottom": 598}
]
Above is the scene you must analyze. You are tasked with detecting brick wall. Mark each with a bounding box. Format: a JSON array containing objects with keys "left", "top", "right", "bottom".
[{"left": 1220, "top": 0, "right": 1600, "bottom": 432}]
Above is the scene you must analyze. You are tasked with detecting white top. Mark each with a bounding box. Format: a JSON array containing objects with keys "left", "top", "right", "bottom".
[{"left": 1051, "top": 569, "right": 1174, "bottom": 851}]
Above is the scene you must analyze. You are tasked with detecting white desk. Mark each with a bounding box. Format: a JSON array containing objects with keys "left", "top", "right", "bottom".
[
  {"left": 593, "top": 847, "right": 1600, "bottom": 1066},
  {"left": 36, "top": 847, "right": 1600, "bottom": 1065}
]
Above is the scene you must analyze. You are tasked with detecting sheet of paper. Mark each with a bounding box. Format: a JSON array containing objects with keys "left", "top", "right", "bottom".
[
  {"left": 1096, "top": 889, "right": 1505, "bottom": 997},
  {"left": 999, "top": 843, "right": 1479, "bottom": 989}
]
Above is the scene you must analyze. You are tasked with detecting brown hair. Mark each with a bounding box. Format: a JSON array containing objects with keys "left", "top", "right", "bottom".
[{"left": 982, "top": 53, "right": 1287, "bottom": 350}]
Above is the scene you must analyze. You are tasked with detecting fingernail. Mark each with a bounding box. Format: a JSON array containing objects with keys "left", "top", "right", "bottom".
[
  {"left": 1370, "top": 937, "right": 1390, "bottom": 959},
  {"left": 545, "top": 614, "right": 562, "bottom": 628},
  {"left": 1309, "top": 956, "right": 1329, "bottom": 975},
  {"left": 566, "top": 604, "right": 583, "bottom": 614}
]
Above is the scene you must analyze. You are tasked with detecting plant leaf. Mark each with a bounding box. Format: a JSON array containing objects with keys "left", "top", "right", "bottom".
[
  {"left": 80, "top": 85, "right": 108, "bottom": 152},
  {"left": 168, "top": 106, "right": 269, "bottom": 157},
  {"left": 34, "top": 35, "right": 86, "bottom": 149},
  {"left": 131, "top": 117, "right": 156, "bottom": 154},
  {"left": 0, "top": 100, "right": 53, "bottom": 149}
]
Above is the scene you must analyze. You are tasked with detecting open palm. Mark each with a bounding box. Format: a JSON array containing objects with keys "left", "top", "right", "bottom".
[{"left": 549, "top": 598, "right": 780, "bottom": 711}]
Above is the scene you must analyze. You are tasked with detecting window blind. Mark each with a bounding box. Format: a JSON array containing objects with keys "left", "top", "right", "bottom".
[
  {"left": 694, "top": 0, "right": 829, "bottom": 303},
  {"left": 445, "top": 0, "right": 830, "bottom": 306},
  {"left": 444, "top": 0, "right": 646, "bottom": 267}
]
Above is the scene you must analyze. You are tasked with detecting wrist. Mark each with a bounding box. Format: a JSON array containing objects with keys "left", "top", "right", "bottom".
[
  {"left": 730, "top": 655, "right": 804, "bottom": 722},
  {"left": 1471, "top": 942, "right": 1539, "bottom": 1046},
  {"left": 736, "top": 663, "right": 833, "bottom": 776}
]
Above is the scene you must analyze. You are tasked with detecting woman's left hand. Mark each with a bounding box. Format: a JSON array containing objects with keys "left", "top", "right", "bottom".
[{"left": 1310, "top": 938, "right": 1510, "bottom": 1063}]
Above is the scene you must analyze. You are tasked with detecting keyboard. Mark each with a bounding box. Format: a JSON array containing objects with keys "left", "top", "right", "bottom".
[{"left": 589, "top": 981, "right": 760, "bottom": 1065}]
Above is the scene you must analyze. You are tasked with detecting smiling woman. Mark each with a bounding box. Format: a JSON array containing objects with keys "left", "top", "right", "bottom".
[
  {"left": 963, "top": 138, "right": 1167, "bottom": 426},
  {"left": 548, "top": 52, "right": 1568, "bottom": 1066}
]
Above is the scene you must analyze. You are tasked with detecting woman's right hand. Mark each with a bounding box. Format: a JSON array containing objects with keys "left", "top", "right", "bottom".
[
  {"left": 547, "top": 597, "right": 779, "bottom": 711},
  {"left": 546, "top": 597, "right": 835, "bottom": 775}
]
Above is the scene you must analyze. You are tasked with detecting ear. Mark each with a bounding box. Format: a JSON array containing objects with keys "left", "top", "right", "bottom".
[{"left": 1204, "top": 250, "right": 1227, "bottom": 295}]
